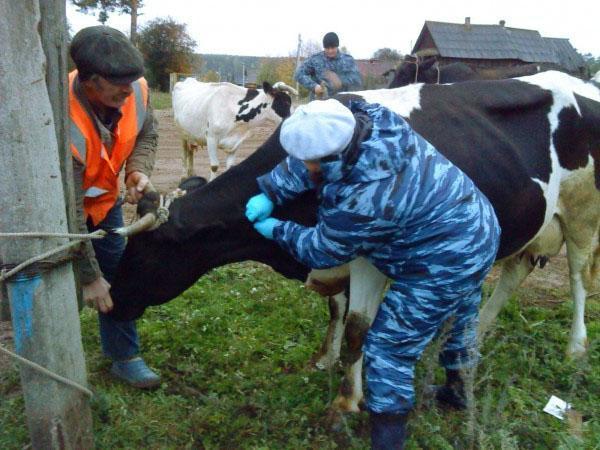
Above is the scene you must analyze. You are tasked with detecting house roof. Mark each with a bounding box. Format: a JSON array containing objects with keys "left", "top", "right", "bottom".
[
  {"left": 414, "top": 20, "right": 583, "bottom": 67},
  {"left": 543, "top": 37, "right": 586, "bottom": 72}
]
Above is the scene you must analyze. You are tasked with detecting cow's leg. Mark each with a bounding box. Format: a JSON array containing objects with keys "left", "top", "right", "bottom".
[
  {"left": 556, "top": 170, "right": 600, "bottom": 357},
  {"left": 565, "top": 237, "right": 590, "bottom": 357},
  {"left": 305, "top": 267, "right": 350, "bottom": 370},
  {"left": 181, "top": 137, "right": 194, "bottom": 179},
  {"left": 478, "top": 256, "right": 534, "bottom": 337},
  {"left": 206, "top": 135, "right": 220, "bottom": 181},
  {"left": 225, "top": 151, "right": 237, "bottom": 170},
  {"left": 478, "top": 216, "right": 564, "bottom": 339},
  {"left": 310, "top": 293, "right": 347, "bottom": 370},
  {"left": 332, "top": 257, "right": 386, "bottom": 413},
  {"left": 224, "top": 131, "right": 250, "bottom": 172}
]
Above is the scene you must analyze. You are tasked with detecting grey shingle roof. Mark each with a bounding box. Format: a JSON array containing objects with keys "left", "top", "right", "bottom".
[
  {"left": 543, "top": 37, "right": 586, "bottom": 72},
  {"left": 417, "top": 21, "right": 562, "bottom": 64}
]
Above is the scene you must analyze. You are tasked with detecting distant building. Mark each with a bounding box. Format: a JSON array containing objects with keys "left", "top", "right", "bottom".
[
  {"left": 356, "top": 59, "right": 398, "bottom": 89},
  {"left": 412, "top": 18, "right": 588, "bottom": 78}
]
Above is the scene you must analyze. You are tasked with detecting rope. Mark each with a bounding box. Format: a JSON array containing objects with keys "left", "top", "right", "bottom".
[
  {"left": 0, "top": 230, "right": 106, "bottom": 282},
  {"left": 0, "top": 344, "right": 94, "bottom": 397},
  {"left": 0, "top": 232, "right": 105, "bottom": 240}
]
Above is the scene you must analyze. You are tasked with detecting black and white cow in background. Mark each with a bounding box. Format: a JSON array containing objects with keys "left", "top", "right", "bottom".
[
  {"left": 387, "top": 54, "right": 543, "bottom": 88},
  {"left": 172, "top": 78, "right": 297, "bottom": 181},
  {"left": 111, "top": 71, "right": 600, "bottom": 414}
]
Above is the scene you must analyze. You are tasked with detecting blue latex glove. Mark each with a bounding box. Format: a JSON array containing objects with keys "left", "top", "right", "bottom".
[
  {"left": 245, "top": 193, "right": 275, "bottom": 222},
  {"left": 253, "top": 217, "right": 281, "bottom": 240}
]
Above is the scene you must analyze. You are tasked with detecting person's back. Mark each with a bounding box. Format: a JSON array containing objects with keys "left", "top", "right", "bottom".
[{"left": 295, "top": 32, "right": 362, "bottom": 99}]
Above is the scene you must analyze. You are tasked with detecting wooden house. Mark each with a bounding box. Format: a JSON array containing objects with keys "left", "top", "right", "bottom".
[{"left": 412, "top": 18, "right": 588, "bottom": 77}]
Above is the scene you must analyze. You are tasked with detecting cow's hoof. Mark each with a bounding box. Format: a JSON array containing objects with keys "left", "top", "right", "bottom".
[
  {"left": 332, "top": 395, "right": 362, "bottom": 414},
  {"left": 566, "top": 339, "right": 588, "bottom": 359}
]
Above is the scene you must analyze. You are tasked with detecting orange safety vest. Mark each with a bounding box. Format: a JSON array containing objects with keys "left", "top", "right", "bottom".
[{"left": 69, "top": 70, "right": 149, "bottom": 225}]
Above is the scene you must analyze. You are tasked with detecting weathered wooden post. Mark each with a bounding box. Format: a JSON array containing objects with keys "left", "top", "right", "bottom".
[
  {"left": 0, "top": 1, "right": 94, "bottom": 448},
  {"left": 38, "top": 0, "right": 83, "bottom": 309}
]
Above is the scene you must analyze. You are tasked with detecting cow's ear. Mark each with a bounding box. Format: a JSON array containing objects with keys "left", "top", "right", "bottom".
[{"left": 263, "top": 81, "right": 274, "bottom": 95}]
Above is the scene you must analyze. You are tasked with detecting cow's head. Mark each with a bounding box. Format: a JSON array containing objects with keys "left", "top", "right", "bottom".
[
  {"left": 388, "top": 55, "right": 438, "bottom": 88},
  {"left": 264, "top": 81, "right": 297, "bottom": 119},
  {"left": 114, "top": 176, "right": 209, "bottom": 237},
  {"left": 234, "top": 82, "right": 297, "bottom": 124}
]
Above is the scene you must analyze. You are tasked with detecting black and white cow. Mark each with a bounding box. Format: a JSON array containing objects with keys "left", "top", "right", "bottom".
[
  {"left": 388, "top": 54, "right": 542, "bottom": 88},
  {"left": 110, "top": 71, "right": 600, "bottom": 414},
  {"left": 173, "top": 78, "right": 297, "bottom": 181}
]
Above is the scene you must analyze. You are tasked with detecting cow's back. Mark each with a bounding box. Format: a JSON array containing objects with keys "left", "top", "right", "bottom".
[
  {"left": 343, "top": 71, "right": 600, "bottom": 259},
  {"left": 172, "top": 79, "right": 243, "bottom": 138}
]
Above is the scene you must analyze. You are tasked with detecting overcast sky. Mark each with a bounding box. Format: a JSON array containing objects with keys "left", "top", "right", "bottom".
[{"left": 66, "top": 0, "right": 600, "bottom": 58}]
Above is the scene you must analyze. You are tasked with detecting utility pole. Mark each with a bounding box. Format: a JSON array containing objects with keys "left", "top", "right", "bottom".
[
  {"left": 130, "top": 0, "right": 138, "bottom": 45},
  {"left": 0, "top": 1, "right": 93, "bottom": 448},
  {"left": 295, "top": 33, "right": 302, "bottom": 93},
  {"left": 242, "top": 62, "right": 246, "bottom": 86}
]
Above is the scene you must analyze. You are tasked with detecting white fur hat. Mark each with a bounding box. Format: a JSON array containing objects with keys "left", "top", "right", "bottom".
[{"left": 279, "top": 99, "right": 356, "bottom": 161}]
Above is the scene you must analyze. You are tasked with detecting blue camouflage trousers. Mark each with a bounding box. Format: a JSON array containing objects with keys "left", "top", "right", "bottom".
[{"left": 363, "top": 250, "right": 497, "bottom": 415}]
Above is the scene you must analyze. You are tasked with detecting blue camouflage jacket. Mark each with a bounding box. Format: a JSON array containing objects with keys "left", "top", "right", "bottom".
[
  {"left": 295, "top": 51, "right": 362, "bottom": 96},
  {"left": 257, "top": 102, "right": 500, "bottom": 293}
]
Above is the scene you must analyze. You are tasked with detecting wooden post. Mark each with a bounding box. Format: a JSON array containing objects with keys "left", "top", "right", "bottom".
[
  {"left": 170, "top": 72, "right": 177, "bottom": 93},
  {"left": 38, "top": 0, "right": 83, "bottom": 308},
  {"left": 0, "top": 283, "right": 9, "bottom": 321},
  {"left": 0, "top": 1, "right": 93, "bottom": 448}
]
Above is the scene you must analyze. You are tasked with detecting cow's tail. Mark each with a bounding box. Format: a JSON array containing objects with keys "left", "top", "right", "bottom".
[{"left": 575, "top": 93, "right": 600, "bottom": 189}]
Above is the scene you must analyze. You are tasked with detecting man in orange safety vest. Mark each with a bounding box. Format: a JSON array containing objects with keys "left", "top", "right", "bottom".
[{"left": 69, "top": 25, "right": 160, "bottom": 388}]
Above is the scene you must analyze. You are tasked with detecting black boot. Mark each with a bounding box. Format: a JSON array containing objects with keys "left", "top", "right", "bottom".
[
  {"left": 435, "top": 368, "right": 467, "bottom": 410},
  {"left": 370, "top": 411, "right": 408, "bottom": 450}
]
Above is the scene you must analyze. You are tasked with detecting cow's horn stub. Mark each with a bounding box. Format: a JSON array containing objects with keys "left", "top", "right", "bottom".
[
  {"left": 273, "top": 81, "right": 298, "bottom": 96},
  {"left": 113, "top": 212, "right": 157, "bottom": 237}
]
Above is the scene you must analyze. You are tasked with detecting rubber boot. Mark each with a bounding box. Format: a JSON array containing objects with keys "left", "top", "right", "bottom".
[
  {"left": 370, "top": 411, "right": 408, "bottom": 450},
  {"left": 435, "top": 368, "right": 466, "bottom": 410}
]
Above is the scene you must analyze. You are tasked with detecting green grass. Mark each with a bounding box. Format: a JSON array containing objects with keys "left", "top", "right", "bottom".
[
  {"left": 151, "top": 89, "right": 172, "bottom": 110},
  {"left": 1, "top": 262, "right": 599, "bottom": 449}
]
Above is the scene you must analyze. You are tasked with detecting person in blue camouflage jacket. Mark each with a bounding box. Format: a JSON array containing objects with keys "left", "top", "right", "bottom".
[
  {"left": 245, "top": 99, "right": 500, "bottom": 449},
  {"left": 295, "top": 32, "right": 362, "bottom": 99}
]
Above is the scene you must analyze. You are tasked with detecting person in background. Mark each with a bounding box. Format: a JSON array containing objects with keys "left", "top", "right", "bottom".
[
  {"left": 295, "top": 31, "right": 362, "bottom": 99},
  {"left": 245, "top": 99, "right": 500, "bottom": 449},
  {"left": 69, "top": 25, "right": 160, "bottom": 388}
]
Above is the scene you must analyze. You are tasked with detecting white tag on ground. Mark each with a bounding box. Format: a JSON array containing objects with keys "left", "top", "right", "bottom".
[{"left": 543, "top": 395, "right": 571, "bottom": 420}]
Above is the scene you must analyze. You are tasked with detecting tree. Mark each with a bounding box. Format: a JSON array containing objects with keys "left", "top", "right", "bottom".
[
  {"left": 71, "top": 0, "right": 143, "bottom": 43},
  {"left": 301, "top": 39, "right": 322, "bottom": 58},
  {"left": 372, "top": 47, "right": 402, "bottom": 62},
  {"left": 583, "top": 53, "right": 600, "bottom": 77},
  {"left": 137, "top": 17, "right": 196, "bottom": 91},
  {"left": 256, "top": 58, "right": 279, "bottom": 85},
  {"left": 201, "top": 70, "right": 221, "bottom": 82}
]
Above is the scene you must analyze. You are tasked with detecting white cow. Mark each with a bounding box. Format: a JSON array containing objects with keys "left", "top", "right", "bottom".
[{"left": 173, "top": 78, "right": 297, "bottom": 181}]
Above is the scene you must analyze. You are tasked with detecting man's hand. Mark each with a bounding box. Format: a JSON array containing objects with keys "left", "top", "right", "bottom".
[
  {"left": 83, "top": 276, "right": 113, "bottom": 313},
  {"left": 253, "top": 217, "right": 281, "bottom": 240},
  {"left": 125, "top": 171, "right": 149, "bottom": 204},
  {"left": 245, "top": 193, "right": 274, "bottom": 222}
]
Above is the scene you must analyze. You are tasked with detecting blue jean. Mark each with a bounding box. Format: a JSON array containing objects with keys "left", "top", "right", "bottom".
[{"left": 87, "top": 200, "right": 140, "bottom": 361}]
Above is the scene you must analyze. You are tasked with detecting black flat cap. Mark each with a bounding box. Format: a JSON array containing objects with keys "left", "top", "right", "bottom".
[
  {"left": 323, "top": 32, "right": 339, "bottom": 48},
  {"left": 70, "top": 26, "right": 144, "bottom": 84}
]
